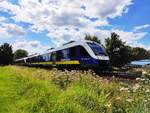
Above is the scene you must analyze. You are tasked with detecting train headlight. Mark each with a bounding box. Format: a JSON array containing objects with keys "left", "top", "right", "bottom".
[{"left": 97, "top": 56, "right": 109, "bottom": 60}]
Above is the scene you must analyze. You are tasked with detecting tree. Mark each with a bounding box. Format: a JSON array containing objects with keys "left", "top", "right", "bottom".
[
  {"left": 148, "top": 51, "right": 150, "bottom": 58},
  {"left": 105, "top": 32, "right": 130, "bottom": 67},
  {"left": 85, "top": 34, "right": 101, "bottom": 44},
  {"left": 130, "top": 47, "right": 150, "bottom": 61},
  {"left": 14, "top": 49, "right": 28, "bottom": 60},
  {"left": 0, "top": 43, "right": 13, "bottom": 65}
]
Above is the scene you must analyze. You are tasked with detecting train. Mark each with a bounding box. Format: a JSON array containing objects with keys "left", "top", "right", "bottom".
[{"left": 15, "top": 40, "right": 110, "bottom": 70}]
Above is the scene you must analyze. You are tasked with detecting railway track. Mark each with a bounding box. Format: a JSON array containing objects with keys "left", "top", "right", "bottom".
[
  {"left": 17, "top": 64, "right": 141, "bottom": 79},
  {"left": 95, "top": 70, "right": 141, "bottom": 79}
]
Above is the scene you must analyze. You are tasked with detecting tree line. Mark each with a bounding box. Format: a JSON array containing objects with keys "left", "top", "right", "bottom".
[
  {"left": 0, "top": 32, "right": 150, "bottom": 67},
  {"left": 0, "top": 43, "right": 28, "bottom": 65}
]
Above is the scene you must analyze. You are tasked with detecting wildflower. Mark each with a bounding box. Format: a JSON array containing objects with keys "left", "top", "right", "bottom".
[
  {"left": 146, "top": 89, "right": 150, "bottom": 93},
  {"left": 120, "top": 87, "right": 129, "bottom": 91},
  {"left": 133, "top": 84, "right": 140, "bottom": 92},
  {"left": 142, "top": 71, "right": 147, "bottom": 75},
  {"left": 136, "top": 78, "right": 142, "bottom": 81},
  {"left": 116, "top": 97, "right": 121, "bottom": 100},
  {"left": 126, "top": 98, "right": 133, "bottom": 102},
  {"left": 143, "top": 99, "right": 148, "bottom": 102},
  {"left": 136, "top": 78, "right": 146, "bottom": 82},
  {"left": 105, "top": 103, "right": 111, "bottom": 108},
  {"left": 92, "top": 72, "right": 96, "bottom": 75}
]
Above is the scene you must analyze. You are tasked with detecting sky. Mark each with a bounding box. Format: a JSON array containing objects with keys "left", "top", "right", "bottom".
[{"left": 0, "top": 0, "right": 150, "bottom": 54}]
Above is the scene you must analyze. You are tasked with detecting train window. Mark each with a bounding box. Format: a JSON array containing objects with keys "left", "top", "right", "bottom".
[
  {"left": 80, "top": 46, "right": 90, "bottom": 57},
  {"left": 70, "top": 47, "right": 76, "bottom": 59},
  {"left": 42, "top": 54, "right": 50, "bottom": 62},
  {"left": 31, "top": 58, "right": 34, "bottom": 62},
  {"left": 38, "top": 55, "right": 44, "bottom": 62},
  {"left": 87, "top": 42, "right": 107, "bottom": 56},
  {"left": 26, "top": 58, "right": 31, "bottom": 63},
  {"left": 61, "top": 49, "right": 70, "bottom": 59},
  {"left": 17, "top": 60, "right": 24, "bottom": 63},
  {"left": 34, "top": 56, "right": 39, "bottom": 62}
]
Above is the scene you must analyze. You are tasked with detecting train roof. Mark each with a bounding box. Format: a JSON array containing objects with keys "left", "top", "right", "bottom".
[
  {"left": 15, "top": 40, "right": 102, "bottom": 61},
  {"left": 15, "top": 53, "right": 40, "bottom": 61}
]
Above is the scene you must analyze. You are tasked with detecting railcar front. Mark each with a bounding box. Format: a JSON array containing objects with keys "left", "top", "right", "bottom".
[{"left": 79, "top": 41, "right": 110, "bottom": 70}]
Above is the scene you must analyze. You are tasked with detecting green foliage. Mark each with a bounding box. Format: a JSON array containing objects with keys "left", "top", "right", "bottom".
[
  {"left": 0, "top": 66, "right": 149, "bottom": 113},
  {"left": 85, "top": 34, "right": 101, "bottom": 44},
  {"left": 14, "top": 49, "right": 28, "bottom": 60},
  {"left": 105, "top": 32, "right": 130, "bottom": 67},
  {"left": 52, "top": 73, "right": 72, "bottom": 89},
  {"left": 105, "top": 32, "right": 150, "bottom": 67},
  {"left": 0, "top": 43, "right": 13, "bottom": 65},
  {"left": 130, "top": 47, "right": 150, "bottom": 61}
]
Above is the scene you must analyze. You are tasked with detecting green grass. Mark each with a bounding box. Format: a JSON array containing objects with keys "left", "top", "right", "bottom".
[{"left": 0, "top": 66, "right": 149, "bottom": 113}]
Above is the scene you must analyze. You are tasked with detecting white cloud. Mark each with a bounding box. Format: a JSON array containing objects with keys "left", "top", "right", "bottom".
[
  {"left": 12, "top": 39, "right": 49, "bottom": 54},
  {"left": 83, "top": 0, "right": 133, "bottom": 18},
  {"left": 134, "top": 24, "right": 150, "bottom": 31},
  {"left": 0, "top": 23, "right": 25, "bottom": 38},
  {"left": 29, "top": 41, "right": 41, "bottom": 48},
  {"left": 3, "top": 23, "right": 25, "bottom": 36},
  {"left": 1, "top": 0, "right": 149, "bottom": 50},
  {"left": 0, "top": 1, "right": 20, "bottom": 14},
  {"left": 0, "top": 16, "right": 25, "bottom": 38},
  {"left": 0, "top": 16, "right": 7, "bottom": 22},
  {"left": 111, "top": 29, "right": 148, "bottom": 44},
  {"left": 0, "top": 0, "right": 133, "bottom": 44}
]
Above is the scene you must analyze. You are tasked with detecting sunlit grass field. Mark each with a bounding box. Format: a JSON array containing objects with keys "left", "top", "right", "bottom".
[{"left": 0, "top": 66, "right": 149, "bottom": 113}]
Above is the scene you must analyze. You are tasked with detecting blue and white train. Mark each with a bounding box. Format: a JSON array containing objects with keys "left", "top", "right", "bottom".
[{"left": 15, "top": 40, "right": 110, "bottom": 69}]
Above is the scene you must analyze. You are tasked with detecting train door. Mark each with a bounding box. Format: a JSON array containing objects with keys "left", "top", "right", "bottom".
[
  {"left": 79, "top": 46, "right": 95, "bottom": 67},
  {"left": 61, "top": 49, "right": 70, "bottom": 61},
  {"left": 51, "top": 52, "right": 57, "bottom": 64},
  {"left": 79, "top": 46, "right": 90, "bottom": 59},
  {"left": 69, "top": 47, "right": 76, "bottom": 60}
]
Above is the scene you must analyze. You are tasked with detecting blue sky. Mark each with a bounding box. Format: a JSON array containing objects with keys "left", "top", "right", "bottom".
[
  {"left": 109, "top": 0, "right": 150, "bottom": 45},
  {"left": 0, "top": 0, "right": 150, "bottom": 53}
]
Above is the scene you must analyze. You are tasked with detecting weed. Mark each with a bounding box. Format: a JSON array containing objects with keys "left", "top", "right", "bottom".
[{"left": 0, "top": 66, "right": 149, "bottom": 113}]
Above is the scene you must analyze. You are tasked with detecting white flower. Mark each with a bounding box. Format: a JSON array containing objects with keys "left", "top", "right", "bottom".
[
  {"left": 142, "top": 71, "right": 147, "bottom": 75},
  {"left": 133, "top": 84, "right": 140, "bottom": 92},
  {"left": 146, "top": 89, "right": 150, "bottom": 93},
  {"left": 105, "top": 103, "right": 111, "bottom": 108},
  {"left": 136, "top": 78, "right": 142, "bottom": 81},
  {"left": 120, "top": 87, "right": 129, "bottom": 91},
  {"left": 126, "top": 98, "right": 133, "bottom": 102}
]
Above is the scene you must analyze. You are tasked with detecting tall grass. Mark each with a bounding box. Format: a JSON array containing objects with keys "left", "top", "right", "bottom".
[{"left": 0, "top": 66, "right": 149, "bottom": 113}]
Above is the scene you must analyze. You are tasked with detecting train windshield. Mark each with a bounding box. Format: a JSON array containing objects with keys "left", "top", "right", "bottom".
[{"left": 87, "top": 42, "right": 107, "bottom": 56}]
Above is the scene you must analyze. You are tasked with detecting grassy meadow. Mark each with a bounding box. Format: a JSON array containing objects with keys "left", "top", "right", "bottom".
[{"left": 0, "top": 66, "right": 149, "bottom": 113}]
